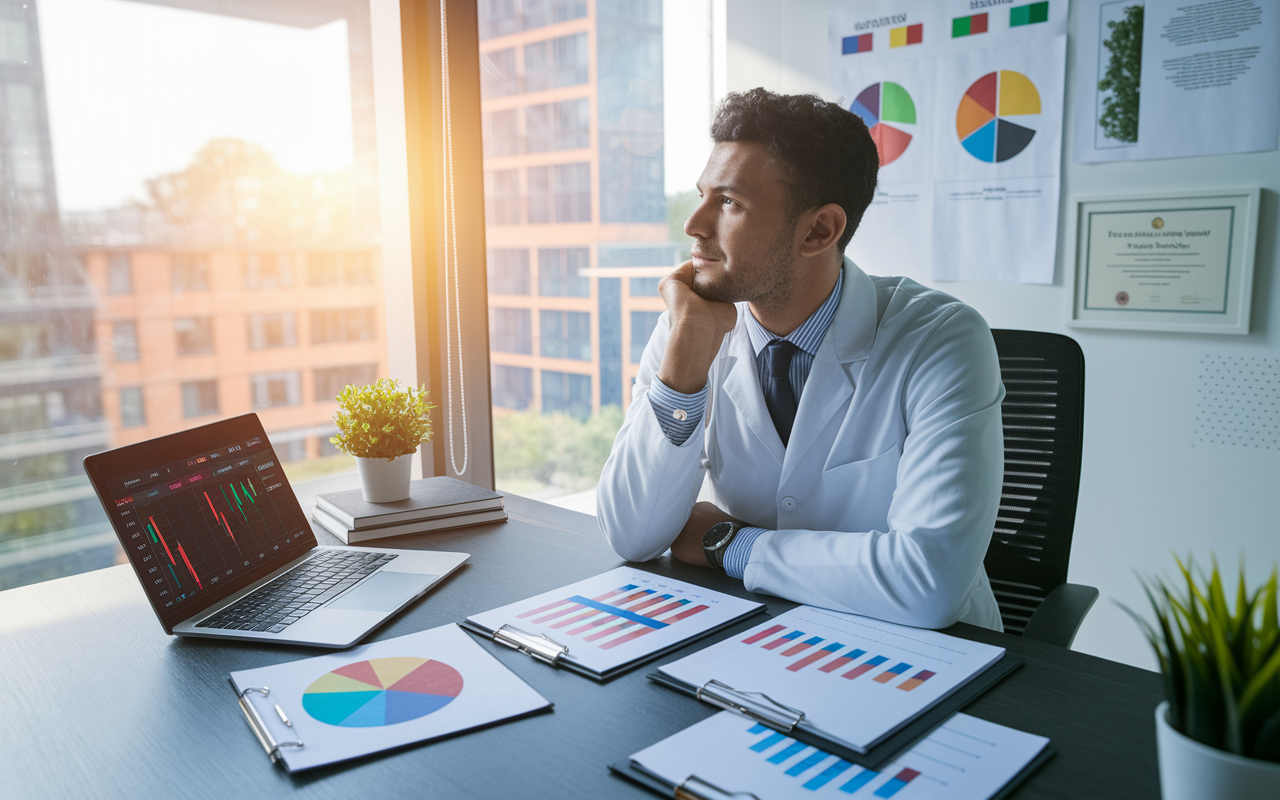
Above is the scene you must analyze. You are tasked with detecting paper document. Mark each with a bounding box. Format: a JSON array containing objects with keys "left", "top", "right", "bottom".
[
  {"left": 1074, "top": 0, "right": 1279, "bottom": 163},
  {"left": 464, "top": 566, "right": 764, "bottom": 679},
  {"left": 657, "top": 606, "right": 1005, "bottom": 753},
  {"left": 628, "top": 710, "right": 1050, "bottom": 800},
  {"left": 229, "top": 623, "right": 551, "bottom": 771}
]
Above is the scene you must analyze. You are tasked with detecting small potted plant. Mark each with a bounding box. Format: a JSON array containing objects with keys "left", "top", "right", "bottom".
[
  {"left": 330, "top": 378, "right": 435, "bottom": 503},
  {"left": 1127, "top": 557, "right": 1280, "bottom": 799}
]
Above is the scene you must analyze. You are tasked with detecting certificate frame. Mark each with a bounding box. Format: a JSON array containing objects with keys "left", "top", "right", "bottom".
[{"left": 1066, "top": 188, "right": 1259, "bottom": 334}]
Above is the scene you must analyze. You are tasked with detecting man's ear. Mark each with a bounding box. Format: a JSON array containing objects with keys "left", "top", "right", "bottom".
[{"left": 798, "top": 203, "right": 847, "bottom": 257}]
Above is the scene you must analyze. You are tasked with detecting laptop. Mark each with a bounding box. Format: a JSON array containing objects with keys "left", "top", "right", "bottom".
[{"left": 83, "top": 413, "right": 469, "bottom": 648}]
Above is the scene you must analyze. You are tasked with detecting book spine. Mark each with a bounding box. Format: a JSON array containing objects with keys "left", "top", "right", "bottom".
[{"left": 311, "top": 510, "right": 354, "bottom": 544}]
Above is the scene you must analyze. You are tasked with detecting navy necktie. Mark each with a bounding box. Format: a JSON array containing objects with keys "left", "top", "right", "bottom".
[{"left": 763, "top": 339, "right": 800, "bottom": 446}]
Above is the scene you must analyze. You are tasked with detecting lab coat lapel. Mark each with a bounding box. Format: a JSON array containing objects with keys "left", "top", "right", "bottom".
[
  {"left": 719, "top": 310, "right": 785, "bottom": 465},
  {"left": 781, "top": 261, "right": 878, "bottom": 483}
]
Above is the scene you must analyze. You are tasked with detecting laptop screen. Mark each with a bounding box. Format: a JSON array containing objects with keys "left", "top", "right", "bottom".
[{"left": 85, "top": 414, "right": 316, "bottom": 632}]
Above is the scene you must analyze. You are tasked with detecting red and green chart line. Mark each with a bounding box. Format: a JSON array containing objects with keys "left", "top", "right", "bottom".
[
  {"left": 176, "top": 542, "right": 202, "bottom": 590},
  {"left": 148, "top": 515, "right": 176, "bottom": 565}
]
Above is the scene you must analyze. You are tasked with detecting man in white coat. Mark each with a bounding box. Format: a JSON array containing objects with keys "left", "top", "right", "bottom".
[{"left": 597, "top": 89, "right": 1005, "bottom": 631}]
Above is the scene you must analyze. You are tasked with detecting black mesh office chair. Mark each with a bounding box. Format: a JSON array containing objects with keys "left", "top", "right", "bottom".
[{"left": 983, "top": 330, "right": 1098, "bottom": 648}]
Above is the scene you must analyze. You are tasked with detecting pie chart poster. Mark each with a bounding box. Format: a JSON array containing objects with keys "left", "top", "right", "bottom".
[
  {"left": 831, "top": 60, "right": 936, "bottom": 281},
  {"left": 931, "top": 37, "right": 1066, "bottom": 284}
]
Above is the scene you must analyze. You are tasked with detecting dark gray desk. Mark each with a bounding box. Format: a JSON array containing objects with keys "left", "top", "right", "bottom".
[{"left": 0, "top": 495, "right": 1161, "bottom": 799}]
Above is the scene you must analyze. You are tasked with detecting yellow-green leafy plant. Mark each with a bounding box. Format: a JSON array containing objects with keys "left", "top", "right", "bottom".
[
  {"left": 330, "top": 379, "right": 435, "bottom": 461},
  {"left": 1126, "top": 557, "right": 1280, "bottom": 763}
]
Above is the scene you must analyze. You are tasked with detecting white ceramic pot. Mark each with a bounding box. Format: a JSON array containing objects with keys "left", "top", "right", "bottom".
[
  {"left": 1156, "top": 701, "right": 1280, "bottom": 799},
  {"left": 355, "top": 453, "right": 413, "bottom": 503}
]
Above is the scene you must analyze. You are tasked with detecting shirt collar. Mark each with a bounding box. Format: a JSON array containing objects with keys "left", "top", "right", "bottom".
[{"left": 745, "top": 267, "right": 844, "bottom": 357}]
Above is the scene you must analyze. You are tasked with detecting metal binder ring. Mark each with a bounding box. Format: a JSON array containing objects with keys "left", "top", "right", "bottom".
[{"left": 239, "top": 686, "right": 270, "bottom": 699}]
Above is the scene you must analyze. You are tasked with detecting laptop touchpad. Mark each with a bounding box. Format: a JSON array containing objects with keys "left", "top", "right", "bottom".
[{"left": 327, "top": 571, "right": 439, "bottom": 612}]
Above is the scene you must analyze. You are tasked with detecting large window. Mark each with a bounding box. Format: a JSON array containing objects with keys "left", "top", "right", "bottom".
[
  {"left": 2, "top": 1, "right": 387, "bottom": 591},
  {"left": 481, "top": 0, "right": 703, "bottom": 503},
  {"left": 313, "top": 363, "right": 378, "bottom": 402}
]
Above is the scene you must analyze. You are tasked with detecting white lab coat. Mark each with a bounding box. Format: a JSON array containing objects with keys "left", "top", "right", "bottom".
[{"left": 597, "top": 260, "right": 1005, "bottom": 630}]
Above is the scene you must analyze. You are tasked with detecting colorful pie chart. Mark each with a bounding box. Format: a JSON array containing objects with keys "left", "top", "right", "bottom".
[
  {"left": 850, "top": 82, "right": 916, "bottom": 166},
  {"left": 302, "top": 657, "right": 464, "bottom": 727},
  {"left": 956, "top": 70, "right": 1040, "bottom": 163}
]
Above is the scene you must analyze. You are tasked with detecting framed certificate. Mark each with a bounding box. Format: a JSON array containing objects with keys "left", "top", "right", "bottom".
[{"left": 1066, "top": 189, "right": 1259, "bottom": 334}]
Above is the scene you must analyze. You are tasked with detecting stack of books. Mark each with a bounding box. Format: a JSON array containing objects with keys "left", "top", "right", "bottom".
[{"left": 313, "top": 476, "right": 507, "bottom": 544}]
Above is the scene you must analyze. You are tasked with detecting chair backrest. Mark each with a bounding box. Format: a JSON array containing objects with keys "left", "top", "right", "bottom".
[{"left": 984, "top": 330, "right": 1085, "bottom": 635}]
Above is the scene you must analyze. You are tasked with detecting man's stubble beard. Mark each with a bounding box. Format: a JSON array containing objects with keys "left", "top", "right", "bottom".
[{"left": 691, "top": 223, "right": 796, "bottom": 310}]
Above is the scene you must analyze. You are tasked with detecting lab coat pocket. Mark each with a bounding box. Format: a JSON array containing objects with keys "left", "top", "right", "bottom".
[{"left": 820, "top": 446, "right": 900, "bottom": 530}]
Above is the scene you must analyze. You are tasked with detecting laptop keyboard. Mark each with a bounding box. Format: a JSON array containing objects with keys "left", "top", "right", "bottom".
[{"left": 196, "top": 550, "right": 399, "bottom": 633}]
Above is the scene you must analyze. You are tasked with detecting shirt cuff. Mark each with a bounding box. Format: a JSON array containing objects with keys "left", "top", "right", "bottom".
[
  {"left": 647, "top": 377, "right": 707, "bottom": 446},
  {"left": 723, "top": 527, "right": 766, "bottom": 579}
]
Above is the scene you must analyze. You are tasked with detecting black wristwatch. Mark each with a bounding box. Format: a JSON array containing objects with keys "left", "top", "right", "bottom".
[{"left": 703, "top": 520, "right": 744, "bottom": 570}]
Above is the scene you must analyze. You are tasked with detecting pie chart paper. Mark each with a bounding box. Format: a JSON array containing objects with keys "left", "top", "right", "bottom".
[
  {"left": 956, "top": 70, "right": 1040, "bottom": 163},
  {"left": 229, "top": 623, "right": 551, "bottom": 772},
  {"left": 851, "top": 82, "right": 916, "bottom": 166}
]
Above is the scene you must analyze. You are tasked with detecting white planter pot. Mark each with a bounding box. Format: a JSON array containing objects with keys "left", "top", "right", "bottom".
[
  {"left": 1156, "top": 701, "right": 1280, "bottom": 800},
  {"left": 355, "top": 454, "right": 413, "bottom": 503}
]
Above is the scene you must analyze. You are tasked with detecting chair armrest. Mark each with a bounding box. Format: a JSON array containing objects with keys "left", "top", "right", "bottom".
[{"left": 1020, "top": 583, "right": 1099, "bottom": 649}]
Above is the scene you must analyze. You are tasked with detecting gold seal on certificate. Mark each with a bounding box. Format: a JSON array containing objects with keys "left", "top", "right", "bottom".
[{"left": 1068, "top": 189, "right": 1259, "bottom": 335}]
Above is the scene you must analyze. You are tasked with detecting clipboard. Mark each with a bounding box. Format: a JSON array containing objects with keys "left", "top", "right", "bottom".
[
  {"left": 648, "top": 654, "right": 1021, "bottom": 769},
  {"left": 609, "top": 745, "right": 1056, "bottom": 800},
  {"left": 461, "top": 567, "right": 767, "bottom": 681}
]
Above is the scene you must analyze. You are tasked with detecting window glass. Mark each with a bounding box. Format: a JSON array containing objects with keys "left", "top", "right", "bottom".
[
  {"left": 247, "top": 312, "right": 297, "bottom": 350},
  {"left": 481, "top": 0, "right": 708, "bottom": 503},
  {"left": 251, "top": 371, "right": 302, "bottom": 409},
  {"left": 106, "top": 254, "right": 132, "bottom": 293},
  {"left": 119, "top": 387, "right": 145, "bottom": 427},
  {"left": 1, "top": 1, "right": 387, "bottom": 590},
  {"left": 491, "top": 308, "right": 533, "bottom": 355},
  {"left": 180, "top": 379, "right": 219, "bottom": 418},
  {"left": 111, "top": 321, "right": 139, "bottom": 361},
  {"left": 310, "top": 308, "right": 375, "bottom": 344},
  {"left": 174, "top": 317, "right": 214, "bottom": 355},
  {"left": 487, "top": 248, "right": 531, "bottom": 295},
  {"left": 540, "top": 310, "right": 591, "bottom": 361},
  {"left": 313, "top": 363, "right": 378, "bottom": 402},
  {"left": 630, "top": 310, "right": 660, "bottom": 363},
  {"left": 538, "top": 247, "right": 590, "bottom": 297},
  {"left": 171, "top": 254, "right": 209, "bottom": 292}
]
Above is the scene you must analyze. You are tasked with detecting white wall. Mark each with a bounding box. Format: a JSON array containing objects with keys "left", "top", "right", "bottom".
[{"left": 720, "top": 0, "right": 1280, "bottom": 670}]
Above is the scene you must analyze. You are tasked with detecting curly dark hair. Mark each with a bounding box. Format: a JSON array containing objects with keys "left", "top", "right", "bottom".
[{"left": 710, "top": 88, "right": 878, "bottom": 254}]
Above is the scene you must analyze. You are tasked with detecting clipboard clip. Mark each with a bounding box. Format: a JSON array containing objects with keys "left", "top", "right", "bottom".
[
  {"left": 696, "top": 679, "right": 806, "bottom": 732},
  {"left": 237, "top": 686, "right": 305, "bottom": 763},
  {"left": 674, "top": 775, "right": 761, "bottom": 800},
  {"left": 492, "top": 624, "right": 570, "bottom": 666}
]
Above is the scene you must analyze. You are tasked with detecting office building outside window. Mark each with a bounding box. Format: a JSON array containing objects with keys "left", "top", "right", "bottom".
[
  {"left": 247, "top": 312, "right": 297, "bottom": 350},
  {"left": 112, "top": 321, "right": 140, "bottom": 362},
  {"left": 491, "top": 308, "right": 533, "bottom": 355},
  {"left": 181, "top": 380, "right": 219, "bottom": 418},
  {"left": 106, "top": 254, "right": 132, "bottom": 293},
  {"left": 479, "top": 0, "right": 699, "bottom": 501},
  {"left": 174, "top": 317, "right": 214, "bottom": 355},
  {"left": 2, "top": 0, "right": 388, "bottom": 591},
  {"left": 313, "top": 364, "right": 378, "bottom": 402}
]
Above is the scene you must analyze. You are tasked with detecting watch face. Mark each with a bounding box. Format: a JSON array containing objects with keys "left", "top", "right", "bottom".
[{"left": 703, "top": 521, "right": 737, "bottom": 550}]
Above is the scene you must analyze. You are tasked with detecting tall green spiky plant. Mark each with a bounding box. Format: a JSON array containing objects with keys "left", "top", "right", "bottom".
[{"left": 1126, "top": 557, "right": 1280, "bottom": 763}]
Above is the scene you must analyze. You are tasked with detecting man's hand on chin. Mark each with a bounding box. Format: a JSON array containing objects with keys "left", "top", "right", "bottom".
[{"left": 671, "top": 502, "right": 739, "bottom": 568}]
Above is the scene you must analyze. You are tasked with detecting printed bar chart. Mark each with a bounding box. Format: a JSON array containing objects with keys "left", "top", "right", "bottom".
[
  {"left": 898, "top": 670, "right": 935, "bottom": 692},
  {"left": 875, "top": 768, "right": 920, "bottom": 797},
  {"left": 739, "top": 624, "right": 945, "bottom": 691},
  {"left": 514, "top": 581, "right": 707, "bottom": 650},
  {"left": 874, "top": 662, "right": 913, "bottom": 684},
  {"left": 843, "top": 655, "right": 888, "bottom": 680},
  {"left": 788, "top": 642, "right": 845, "bottom": 672},
  {"left": 742, "top": 723, "right": 911, "bottom": 796}
]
